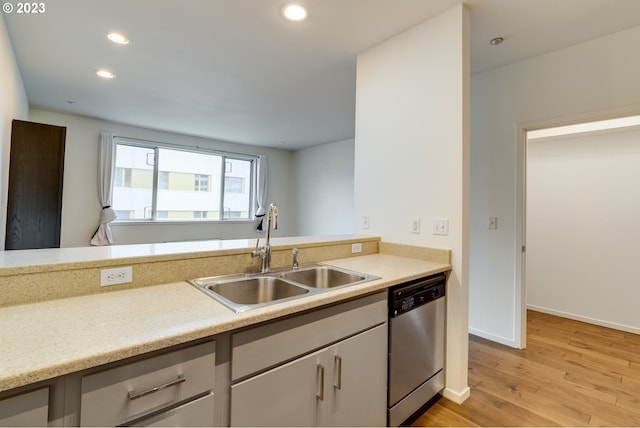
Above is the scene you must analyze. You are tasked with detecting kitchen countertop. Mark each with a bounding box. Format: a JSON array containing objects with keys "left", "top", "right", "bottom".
[
  {"left": 0, "top": 235, "right": 375, "bottom": 275},
  {"left": 0, "top": 253, "right": 449, "bottom": 393}
]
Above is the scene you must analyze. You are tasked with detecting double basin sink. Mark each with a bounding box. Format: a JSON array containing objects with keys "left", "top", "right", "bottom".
[{"left": 190, "top": 264, "right": 379, "bottom": 312}]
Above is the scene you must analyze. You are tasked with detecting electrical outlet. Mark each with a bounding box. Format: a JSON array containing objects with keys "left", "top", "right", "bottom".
[
  {"left": 100, "top": 266, "right": 133, "bottom": 287},
  {"left": 432, "top": 218, "right": 449, "bottom": 236},
  {"left": 351, "top": 243, "right": 362, "bottom": 253},
  {"left": 411, "top": 217, "right": 421, "bottom": 234}
]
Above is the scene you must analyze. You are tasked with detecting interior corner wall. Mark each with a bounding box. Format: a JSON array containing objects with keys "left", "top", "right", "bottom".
[
  {"left": 526, "top": 126, "right": 640, "bottom": 334},
  {"left": 470, "top": 25, "right": 640, "bottom": 345},
  {"left": 0, "top": 15, "right": 28, "bottom": 250},
  {"left": 28, "top": 109, "right": 296, "bottom": 247},
  {"left": 292, "top": 139, "right": 355, "bottom": 237},
  {"left": 354, "top": 4, "right": 470, "bottom": 402}
]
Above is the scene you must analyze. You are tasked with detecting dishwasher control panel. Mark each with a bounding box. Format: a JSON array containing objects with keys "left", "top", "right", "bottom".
[{"left": 389, "top": 273, "right": 446, "bottom": 317}]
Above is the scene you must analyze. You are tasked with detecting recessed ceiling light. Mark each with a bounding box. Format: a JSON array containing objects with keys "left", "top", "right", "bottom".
[
  {"left": 96, "top": 69, "right": 115, "bottom": 79},
  {"left": 107, "top": 32, "right": 130, "bottom": 45},
  {"left": 282, "top": 4, "right": 307, "bottom": 21},
  {"left": 490, "top": 37, "right": 504, "bottom": 46}
]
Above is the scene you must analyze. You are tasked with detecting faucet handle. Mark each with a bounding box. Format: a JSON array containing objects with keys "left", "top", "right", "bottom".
[
  {"left": 251, "top": 238, "right": 263, "bottom": 258},
  {"left": 292, "top": 248, "right": 299, "bottom": 270}
]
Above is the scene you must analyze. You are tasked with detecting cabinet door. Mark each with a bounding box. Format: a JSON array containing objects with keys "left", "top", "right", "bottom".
[
  {"left": 324, "top": 324, "right": 387, "bottom": 427},
  {"left": 231, "top": 324, "right": 388, "bottom": 427},
  {"left": 0, "top": 387, "right": 49, "bottom": 427},
  {"left": 230, "top": 348, "right": 323, "bottom": 427}
]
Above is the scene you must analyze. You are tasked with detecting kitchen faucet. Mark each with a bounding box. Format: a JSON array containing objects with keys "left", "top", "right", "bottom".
[{"left": 251, "top": 203, "right": 278, "bottom": 273}]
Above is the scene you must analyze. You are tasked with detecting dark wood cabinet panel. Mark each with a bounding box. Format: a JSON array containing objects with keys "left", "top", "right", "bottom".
[{"left": 5, "top": 120, "right": 66, "bottom": 250}]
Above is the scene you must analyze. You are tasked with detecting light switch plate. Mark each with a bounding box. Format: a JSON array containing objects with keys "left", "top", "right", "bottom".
[
  {"left": 411, "top": 217, "right": 421, "bottom": 234},
  {"left": 488, "top": 216, "right": 498, "bottom": 229},
  {"left": 351, "top": 243, "right": 362, "bottom": 253},
  {"left": 432, "top": 218, "right": 449, "bottom": 236}
]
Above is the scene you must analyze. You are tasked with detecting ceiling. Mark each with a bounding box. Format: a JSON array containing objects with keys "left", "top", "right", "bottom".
[{"left": 4, "top": 0, "right": 640, "bottom": 150}]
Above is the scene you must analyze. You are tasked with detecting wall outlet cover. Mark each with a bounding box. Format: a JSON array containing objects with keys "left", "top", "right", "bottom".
[{"left": 100, "top": 266, "right": 133, "bottom": 287}]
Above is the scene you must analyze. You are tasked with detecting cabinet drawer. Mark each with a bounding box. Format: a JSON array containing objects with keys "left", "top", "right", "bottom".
[
  {"left": 232, "top": 292, "right": 386, "bottom": 380},
  {"left": 133, "top": 393, "right": 215, "bottom": 427},
  {"left": 80, "top": 340, "right": 215, "bottom": 427},
  {"left": 0, "top": 387, "right": 48, "bottom": 427}
]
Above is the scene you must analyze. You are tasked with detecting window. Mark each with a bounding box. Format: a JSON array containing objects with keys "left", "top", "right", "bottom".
[
  {"left": 112, "top": 139, "right": 255, "bottom": 221},
  {"left": 114, "top": 167, "right": 132, "bottom": 187},
  {"left": 225, "top": 176, "right": 245, "bottom": 193},
  {"left": 194, "top": 174, "right": 209, "bottom": 191},
  {"left": 158, "top": 171, "right": 169, "bottom": 189}
]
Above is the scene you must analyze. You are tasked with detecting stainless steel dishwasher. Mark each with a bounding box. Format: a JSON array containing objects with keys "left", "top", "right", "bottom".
[{"left": 387, "top": 273, "right": 446, "bottom": 426}]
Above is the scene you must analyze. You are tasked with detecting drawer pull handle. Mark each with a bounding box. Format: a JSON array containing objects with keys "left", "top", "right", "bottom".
[
  {"left": 334, "top": 356, "right": 342, "bottom": 390},
  {"left": 128, "top": 375, "right": 186, "bottom": 400},
  {"left": 317, "top": 365, "right": 325, "bottom": 401}
]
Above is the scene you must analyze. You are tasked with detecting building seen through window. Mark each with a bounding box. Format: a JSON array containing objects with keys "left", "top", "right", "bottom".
[{"left": 113, "top": 141, "right": 254, "bottom": 221}]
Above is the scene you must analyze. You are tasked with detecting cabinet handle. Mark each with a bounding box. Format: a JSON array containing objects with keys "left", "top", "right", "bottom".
[
  {"left": 128, "top": 375, "right": 186, "bottom": 400},
  {"left": 317, "top": 365, "right": 325, "bottom": 401},
  {"left": 334, "top": 356, "right": 342, "bottom": 390}
]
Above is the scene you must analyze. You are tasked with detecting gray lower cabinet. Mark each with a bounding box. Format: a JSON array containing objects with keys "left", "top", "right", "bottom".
[
  {"left": 0, "top": 387, "right": 49, "bottom": 427},
  {"left": 79, "top": 340, "right": 216, "bottom": 427},
  {"left": 1, "top": 292, "right": 388, "bottom": 427},
  {"left": 323, "top": 324, "right": 387, "bottom": 426},
  {"left": 229, "top": 292, "right": 388, "bottom": 427},
  {"left": 230, "top": 324, "right": 387, "bottom": 427},
  {"left": 0, "top": 377, "right": 65, "bottom": 427}
]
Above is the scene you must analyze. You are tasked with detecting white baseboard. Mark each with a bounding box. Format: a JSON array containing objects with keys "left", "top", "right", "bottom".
[
  {"left": 442, "top": 386, "right": 471, "bottom": 404},
  {"left": 468, "top": 327, "right": 518, "bottom": 348},
  {"left": 527, "top": 305, "right": 640, "bottom": 335}
]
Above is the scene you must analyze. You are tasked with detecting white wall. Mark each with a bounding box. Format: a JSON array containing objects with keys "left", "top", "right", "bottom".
[
  {"left": 0, "top": 15, "right": 29, "bottom": 249},
  {"left": 355, "top": 5, "right": 470, "bottom": 403},
  {"left": 527, "top": 126, "right": 640, "bottom": 334},
  {"left": 28, "top": 109, "right": 296, "bottom": 247},
  {"left": 292, "top": 139, "right": 354, "bottom": 236},
  {"left": 470, "top": 25, "right": 640, "bottom": 346}
]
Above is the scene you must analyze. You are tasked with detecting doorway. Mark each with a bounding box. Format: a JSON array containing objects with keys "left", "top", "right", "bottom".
[
  {"left": 5, "top": 120, "right": 66, "bottom": 250},
  {"left": 519, "top": 114, "right": 640, "bottom": 347}
]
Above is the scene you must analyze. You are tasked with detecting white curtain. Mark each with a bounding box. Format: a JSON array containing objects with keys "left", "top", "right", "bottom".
[
  {"left": 254, "top": 154, "right": 267, "bottom": 231},
  {"left": 90, "top": 131, "right": 117, "bottom": 245}
]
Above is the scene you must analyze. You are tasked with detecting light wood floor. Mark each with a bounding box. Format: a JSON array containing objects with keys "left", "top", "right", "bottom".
[{"left": 410, "top": 310, "right": 640, "bottom": 427}]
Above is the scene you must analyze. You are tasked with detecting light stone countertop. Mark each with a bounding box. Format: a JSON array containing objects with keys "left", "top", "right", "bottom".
[
  {"left": 0, "top": 253, "right": 450, "bottom": 393},
  {"left": 0, "top": 235, "right": 375, "bottom": 275}
]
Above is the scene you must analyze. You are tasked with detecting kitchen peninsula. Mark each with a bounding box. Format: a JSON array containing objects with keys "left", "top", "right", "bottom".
[{"left": 0, "top": 235, "right": 450, "bottom": 426}]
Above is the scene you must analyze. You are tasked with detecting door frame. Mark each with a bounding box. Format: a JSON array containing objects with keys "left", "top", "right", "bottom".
[{"left": 514, "top": 105, "right": 640, "bottom": 349}]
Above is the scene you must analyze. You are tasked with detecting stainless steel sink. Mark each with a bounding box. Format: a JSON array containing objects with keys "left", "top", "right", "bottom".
[
  {"left": 190, "top": 264, "right": 378, "bottom": 312},
  {"left": 279, "top": 266, "right": 370, "bottom": 288},
  {"left": 207, "top": 276, "right": 308, "bottom": 304},
  {"left": 192, "top": 276, "right": 309, "bottom": 312}
]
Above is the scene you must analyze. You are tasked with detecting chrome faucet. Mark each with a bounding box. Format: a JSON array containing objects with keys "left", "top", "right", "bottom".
[{"left": 252, "top": 203, "right": 279, "bottom": 273}]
